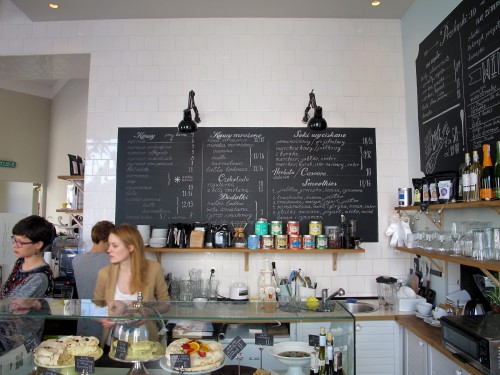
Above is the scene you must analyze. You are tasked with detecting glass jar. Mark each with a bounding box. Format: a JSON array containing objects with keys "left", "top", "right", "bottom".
[{"left": 328, "top": 226, "right": 341, "bottom": 249}]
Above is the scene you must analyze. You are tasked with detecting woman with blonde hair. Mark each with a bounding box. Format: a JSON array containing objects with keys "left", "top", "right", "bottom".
[{"left": 94, "top": 223, "right": 169, "bottom": 346}]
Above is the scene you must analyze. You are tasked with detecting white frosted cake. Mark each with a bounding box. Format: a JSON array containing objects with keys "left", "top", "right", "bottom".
[
  {"left": 34, "top": 336, "right": 100, "bottom": 366},
  {"left": 165, "top": 338, "right": 225, "bottom": 371}
]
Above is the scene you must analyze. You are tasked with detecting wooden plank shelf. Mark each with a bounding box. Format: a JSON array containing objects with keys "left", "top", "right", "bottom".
[{"left": 145, "top": 247, "right": 365, "bottom": 271}]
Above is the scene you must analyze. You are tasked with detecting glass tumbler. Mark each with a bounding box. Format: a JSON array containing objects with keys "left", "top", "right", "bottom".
[{"left": 472, "top": 229, "right": 485, "bottom": 260}]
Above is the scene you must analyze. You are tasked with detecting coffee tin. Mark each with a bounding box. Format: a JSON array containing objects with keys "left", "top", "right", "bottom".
[
  {"left": 303, "top": 234, "right": 315, "bottom": 249},
  {"left": 270, "top": 221, "right": 283, "bottom": 235},
  {"left": 316, "top": 235, "right": 328, "bottom": 249},
  {"left": 288, "top": 234, "right": 302, "bottom": 250},
  {"left": 398, "top": 188, "right": 412, "bottom": 206},
  {"left": 286, "top": 221, "right": 300, "bottom": 235},
  {"left": 309, "top": 221, "right": 322, "bottom": 235},
  {"left": 261, "top": 235, "right": 274, "bottom": 249},
  {"left": 255, "top": 218, "right": 269, "bottom": 235},
  {"left": 275, "top": 235, "right": 288, "bottom": 249},
  {"left": 247, "top": 235, "right": 260, "bottom": 249}
]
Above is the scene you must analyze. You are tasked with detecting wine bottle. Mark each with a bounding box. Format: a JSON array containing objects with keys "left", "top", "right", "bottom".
[
  {"left": 469, "top": 150, "right": 482, "bottom": 201},
  {"left": 461, "top": 153, "right": 471, "bottom": 202},
  {"left": 480, "top": 144, "right": 494, "bottom": 200},
  {"left": 326, "top": 331, "right": 334, "bottom": 375},
  {"left": 318, "top": 327, "right": 326, "bottom": 375},
  {"left": 494, "top": 141, "right": 500, "bottom": 199}
]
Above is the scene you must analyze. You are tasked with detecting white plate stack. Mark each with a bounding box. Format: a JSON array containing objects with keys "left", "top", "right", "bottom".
[
  {"left": 149, "top": 228, "right": 167, "bottom": 248},
  {"left": 137, "top": 225, "right": 151, "bottom": 246}
]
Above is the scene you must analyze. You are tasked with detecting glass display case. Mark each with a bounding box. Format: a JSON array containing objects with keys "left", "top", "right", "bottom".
[{"left": 0, "top": 298, "right": 355, "bottom": 375}]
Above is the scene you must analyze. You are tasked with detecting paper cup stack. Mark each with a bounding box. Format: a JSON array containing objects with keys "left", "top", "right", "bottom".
[
  {"left": 137, "top": 225, "right": 151, "bottom": 246},
  {"left": 149, "top": 228, "right": 167, "bottom": 248}
]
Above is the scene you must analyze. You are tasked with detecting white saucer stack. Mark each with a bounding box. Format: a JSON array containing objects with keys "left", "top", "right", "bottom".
[{"left": 149, "top": 227, "right": 167, "bottom": 248}]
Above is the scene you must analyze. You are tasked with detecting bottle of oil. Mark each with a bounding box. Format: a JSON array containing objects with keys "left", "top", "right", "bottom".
[
  {"left": 495, "top": 141, "right": 500, "bottom": 199},
  {"left": 469, "top": 150, "right": 482, "bottom": 201}
]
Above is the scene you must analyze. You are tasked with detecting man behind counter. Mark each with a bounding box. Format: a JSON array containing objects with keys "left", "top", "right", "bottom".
[{"left": 72, "top": 220, "right": 115, "bottom": 337}]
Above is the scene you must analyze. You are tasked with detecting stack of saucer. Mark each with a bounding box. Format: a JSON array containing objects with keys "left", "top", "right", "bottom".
[
  {"left": 149, "top": 228, "right": 167, "bottom": 248},
  {"left": 137, "top": 225, "right": 151, "bottom": 246}
]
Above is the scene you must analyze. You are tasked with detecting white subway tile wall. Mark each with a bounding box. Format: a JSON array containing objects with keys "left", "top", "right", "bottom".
[{"left": 0, "top": 0, "right": 412, "bottom": 297}]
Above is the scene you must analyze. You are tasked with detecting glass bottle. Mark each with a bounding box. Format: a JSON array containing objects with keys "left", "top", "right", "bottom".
[
  {"left": 480, "top": 144, "right": 494, "bottom": 200},
  {"left": 318, "top": 327, "right": 326, "bottom": 375},
  {"left": 459, "top": 152, "right": 470, "bottom": 201},
  {"left": 233, "top": 226, "right": 247, "bottom": 248},
  {"left": 469, "top": 150, "right": 482, "bottom": 201},
  {"left": 495, "top": 141, "right": 500, "bottom": 199},
  {"left": 328, "top": 227, "right": 341, "bottom": 249},
  {"left": 326, "top": 331, "right": 334, "bottom": 375}
]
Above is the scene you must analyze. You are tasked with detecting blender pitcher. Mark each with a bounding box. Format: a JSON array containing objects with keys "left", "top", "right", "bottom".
[{"left": 376, "top": 276, "right": 398, "bottom": 310}]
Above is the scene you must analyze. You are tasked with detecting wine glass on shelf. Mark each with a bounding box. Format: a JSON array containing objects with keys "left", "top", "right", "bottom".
[{"left": 450, "top": 221, "right": 461, "bottom": 256}]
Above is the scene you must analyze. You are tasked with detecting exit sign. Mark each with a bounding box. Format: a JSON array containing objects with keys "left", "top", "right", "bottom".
[{"left": 0, "top": 160, "right": 16, "bottom": 168}]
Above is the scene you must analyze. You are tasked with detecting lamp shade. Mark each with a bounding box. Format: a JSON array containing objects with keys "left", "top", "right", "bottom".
[
  {"left": 178, "top": 109, "right": 198, "bottom": 133},
  {"left": 308, "top": 106, "right": 327, "bottom": 131}
]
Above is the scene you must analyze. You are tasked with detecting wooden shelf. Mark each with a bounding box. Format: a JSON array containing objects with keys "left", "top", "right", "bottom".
[
  {"left": 56, "top": 209, "right": 83, "bottom": 214},
  {"left": 57, "top": 175, "right": 84, "bottom": 181},
  {"left": 145, "top": 247, "right": 364, "bottom": 271},
  {"left": 396, "top": 246, "right": 500, "bottom": 288},
  {"left": 395, "top": 200, "right": 500, "bottom": 212}
]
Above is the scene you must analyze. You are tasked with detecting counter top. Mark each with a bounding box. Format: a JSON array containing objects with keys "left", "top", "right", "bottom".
[{"left": 344, "top": 299, "right": 483, "bottom": 375}]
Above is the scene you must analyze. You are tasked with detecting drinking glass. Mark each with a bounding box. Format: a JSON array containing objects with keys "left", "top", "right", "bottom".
[
  {"left": 450, "top": 221, "right": 461, "bottom": 256},
  {"left": 472, "top": 229, "right": 485, "bottom": 260}
]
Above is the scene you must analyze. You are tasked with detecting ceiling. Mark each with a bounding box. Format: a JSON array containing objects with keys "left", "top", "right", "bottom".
[
  {"left": 2, "top": 0, "right": 415, "bottom": 98},
  {"left": 11, "top": 0, "right": 415, "bottom": 21}
]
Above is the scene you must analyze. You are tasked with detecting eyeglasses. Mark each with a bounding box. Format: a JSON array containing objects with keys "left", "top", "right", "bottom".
[{"left": 11, "top": 236, "right": 35, "bottom": 247}]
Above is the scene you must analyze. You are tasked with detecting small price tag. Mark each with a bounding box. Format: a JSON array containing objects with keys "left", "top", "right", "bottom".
[
  {"left": 224, "top": 335, "right": 247, "bottom": 360},
  {"left": 171, "top": 353, "right": 191, "bottom": 368},
  {"left": 42, "top": 370, "right": 62, "bottom": 375},
  {"left": 24, "top": 335, "right": 41, "bottom": 353},
  {"left": 115, "top": 340, "right": 129, "bottom": 360},
  {"left": 309, "top": 334, "right": 319, "bottom": 347},
  {"left": 74, "top": 356, "right": 95, "bottom": 374},
  {"left": 255, "top": 333, "right": 273, "bottom": 346}
]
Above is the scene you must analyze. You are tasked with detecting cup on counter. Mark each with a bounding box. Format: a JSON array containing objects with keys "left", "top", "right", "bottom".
[
  {"left": 416, "top": 302, "right": 432, "bottom": 315},
  {"left": 192, "top": 297, "right": 207, "bottom": 310}
]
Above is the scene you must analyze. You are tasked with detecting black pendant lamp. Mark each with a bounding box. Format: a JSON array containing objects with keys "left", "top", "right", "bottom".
[
  {"left": 302, "top": 90, "right": 327, "bottom": 131},
  {"left": 178, "top": 90, "right": 201, "bottom": 133}
]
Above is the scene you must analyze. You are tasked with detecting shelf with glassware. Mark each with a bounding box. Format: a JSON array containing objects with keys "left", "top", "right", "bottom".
[
  {"left": 145, "top": 247, "right": 365, "bottom": 271},
  {"left": 394, "top": 200, "right": 500, "bottom": 288},
  {"left": 56, "top": 175, "right": 84, "bottom": 229}
]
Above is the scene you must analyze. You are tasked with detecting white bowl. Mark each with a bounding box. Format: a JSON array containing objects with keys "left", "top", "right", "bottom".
[
  {"left": 193, "top": 297, "right": 207, "bottom": 309},
  {"left": 151, "top": 228, "right": 168, "bottom": 237},
  {"left": 416, "top": 302, "right": 432, "bottom": 315}
]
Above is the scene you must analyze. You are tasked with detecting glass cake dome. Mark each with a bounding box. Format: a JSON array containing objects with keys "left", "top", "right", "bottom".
[{"left": 108, "top": 292, "right": 168, "bottom": 375}]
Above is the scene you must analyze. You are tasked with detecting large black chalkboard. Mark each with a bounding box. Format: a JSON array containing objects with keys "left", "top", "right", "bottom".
[
  {"left": 416, "top": 0, "right": 500, "bottom": 174},
  {"left": 115, "top": 127, "right": 378, "bottom": 242}
]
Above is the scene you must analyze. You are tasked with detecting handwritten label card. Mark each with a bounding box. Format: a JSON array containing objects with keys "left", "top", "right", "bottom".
[
  {"left": 42, "top": 370, "right": 62, "bottom": 375},
  {"left": 255, "top": 333, "right": 273, "bottom": 346},
  {"left": 74, "top": 356, "right": 95, "bottom": 373},
  {"left": 170, "top": 353, "right": 191, "bottom": 368},
  {"left": 309, "top": 334, "right": 319, "bottom": 347},
  {"left": 224, "top": 336, "right": 247, "bottom": 360},
  {"left": 114, "top": 340, "right": 129, "bottom": 360},
  {"left": 24, "top": 335, "right": 41, "bottom": 353}
]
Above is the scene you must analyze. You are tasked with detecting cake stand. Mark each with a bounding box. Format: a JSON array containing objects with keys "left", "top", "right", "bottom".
[{"left": 268, "top": 342, "right": 314, "bottom": 375}]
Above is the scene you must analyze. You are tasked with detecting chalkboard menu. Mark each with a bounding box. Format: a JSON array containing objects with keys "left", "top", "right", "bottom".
[
  {"left": 416, "top": 0, "right": 500, "bottom": 174},
  {"left": 116, "top": 127, "right": 378, "bottom": 242}
]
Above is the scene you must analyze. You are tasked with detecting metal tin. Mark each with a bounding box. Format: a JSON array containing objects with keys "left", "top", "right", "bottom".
[
  {"left": 270, "top": 221, "right": 283, "bottom": 235},
  {"left": 288, "top": 234, "right": 302, "bottom": 250},
  {"left": 261, "top": 235, "right": 274, "bottom": 249},
  {"left": 247, "top": 235, "right": 260, "bottom": 249},
  {"left": 309, "top": 221, "right": 322, "bottom": 235},
  {"left": 275, "top": 235, "right": 288, "bottom": 249},
  {"left": 398, "top": 188, "right": 412, "bottom": 206},
  {"left": 286, "top": 221, "right": 300, "bottom": 235},
  {"left": 255, "top": 218, "right": 269, "bottom": 235},
  {"left": 303, "top": 234, "right": 315, "bottom": 249},
  {"left": 316, "top": 235, "right": 328, "bottom": 249}
]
